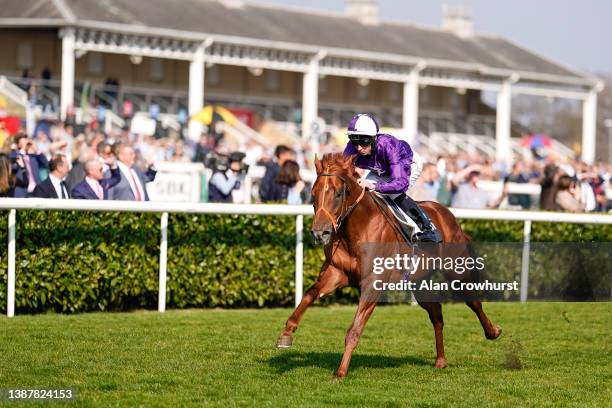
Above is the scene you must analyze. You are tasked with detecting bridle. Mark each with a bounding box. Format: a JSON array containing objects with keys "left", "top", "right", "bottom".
[{"left": 314, "top": 172, "right": 366, "bottom": 232}]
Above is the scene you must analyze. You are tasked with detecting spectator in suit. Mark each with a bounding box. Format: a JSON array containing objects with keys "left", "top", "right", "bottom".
[
  {"left": 506, "top": 161, "right": 531, "bottom": 209},
  {"left": 0, "top": 153, "right": 29, "bottom": 197},
  {"left": 71, "top": 157, "right": 121, "bottom": 200},
  {"left": 107, "top": 143, "right": 156, "bottom": 201},
  {"left": 64, "top": 146, "right": 95, "bottom": 192},
  {"left": 10, "top": 133, "right": 49, "bottom": 197},
  {"left": 259, "top": 145, "right": 295, "bottom": 202},
  {"left": 32, "top": 154, "right": 70, "bottom": 199}
]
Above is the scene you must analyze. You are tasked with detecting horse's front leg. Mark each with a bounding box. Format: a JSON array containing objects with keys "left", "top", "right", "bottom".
[
  {"left": 418, "top": 301, "right": 448, "bottom": 368},
  {"left": 277, "top": 264, "right": 348, "bottom": 348},
  {"left": 335, "top": 300, "right": 377, "bottom": 378}
]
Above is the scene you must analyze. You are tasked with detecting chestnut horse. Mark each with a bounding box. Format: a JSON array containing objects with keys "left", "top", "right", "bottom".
[{"left": 276, "top": 153, "right": 502, "bottom": 378}]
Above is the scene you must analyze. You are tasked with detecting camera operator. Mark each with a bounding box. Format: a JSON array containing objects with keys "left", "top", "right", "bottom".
[{"left": 208, "top": 152, "right": 248, "bottom": 203}]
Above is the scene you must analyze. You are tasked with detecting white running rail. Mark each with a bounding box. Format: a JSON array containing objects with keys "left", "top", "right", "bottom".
[{"left": 2, "top": 198, "right": 611, "bottom": 317}]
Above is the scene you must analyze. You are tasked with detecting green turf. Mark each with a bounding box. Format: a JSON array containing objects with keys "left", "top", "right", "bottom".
[{"left": 0, "top": 303, "right": 610, "bottom": 407}]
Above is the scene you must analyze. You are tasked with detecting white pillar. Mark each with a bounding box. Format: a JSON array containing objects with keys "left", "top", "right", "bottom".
[
  {"left": 496, "top": 79, "right": 512, "bottom": 165},
  {"left": 188, "top": 44, "right": 206, "bottom": 143},
  {"left": 403, "top": 69, "right": 420, "bottom": 141},
  {"left": 581, "top": 88, "right": 597, "bottom": 164},
  {"left": 60, "top": 28, "right": 75, "bottom": 122},
  {"left": 301, "top": 58, "right": 319, "bottom": 141}
]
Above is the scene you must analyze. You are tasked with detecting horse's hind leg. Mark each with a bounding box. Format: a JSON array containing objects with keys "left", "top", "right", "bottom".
[
  {"left": 460, "top": 243, "right": 501, "bottom": 339},
  {"left": 335, "top": 300, "right": 377, "bottom": 378},
  {"left": 418, "top": 302, "right": 448, "bottom": 368},
  {"left": 466, "top": 300, "right": 502, "bottom": 340},
  {"left": 277, "top": 264, "right": 348, "bottom": 348}
]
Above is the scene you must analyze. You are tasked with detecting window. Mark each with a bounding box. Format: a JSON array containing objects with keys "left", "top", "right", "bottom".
[
  {"left": 319, "top": 75, "right": 327, "bottom": 94},
  {"left": 265, "top": 70, "right": 280, "bottom": 90},
  {"left": 88, "top": 53, "right": 103, "bottom": 74},
  {"left": 449, "top": 89, "right": 461, "bottom": 108},
  {"left": 150, "top": 58, "right": 164, "bottom": 81},
  {"left": 420, "top": 86, "right": 431, "bottom": 105},
  {"left": 357, "top": 83, "right": 368, "bottom": 100},
  {"left": 17, "top": 43, "right": 33, "bottom": 69},
  {"left": 207, "top": 64, "right": 220, "bottom": 85},
  {"left": 388, "top": 82, "right": 401, "bottom": 102}
]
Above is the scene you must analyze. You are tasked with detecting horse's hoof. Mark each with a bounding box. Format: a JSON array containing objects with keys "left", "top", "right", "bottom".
[
  {"left": 276, "top": 335, "right": 293, "bottom": 348},
  {"left": 334, "top": 370, "right": 347, "bottom": 378},
  {"left": 486, "top": 325, "right": 502, "bottom": 340},
  {"left": 434, "top": 358, "right": 448, "bottom": 369}
]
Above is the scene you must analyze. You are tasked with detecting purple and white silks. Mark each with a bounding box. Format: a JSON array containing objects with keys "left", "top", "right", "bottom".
[{"left": 343, "top": 133, "right": 415, "bottom": 195}]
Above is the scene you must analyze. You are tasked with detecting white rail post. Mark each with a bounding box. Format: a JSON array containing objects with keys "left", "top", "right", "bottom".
[
  {"left": 158, "top": 212, "right": 168, "bottom": 312},
  {"left": 7, "top": 209, "right": 16, "bottom": 318},
  {"left": 295, "top": 215, "right": 304, "bottom": 308},
  {"left": 520, "top": 220, "right": 532, "bottom": 303}
]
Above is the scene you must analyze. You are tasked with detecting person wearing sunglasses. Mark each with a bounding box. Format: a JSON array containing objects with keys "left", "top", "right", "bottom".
[{"left": 343, "top": 113, "right": 441, "bottom": 242}]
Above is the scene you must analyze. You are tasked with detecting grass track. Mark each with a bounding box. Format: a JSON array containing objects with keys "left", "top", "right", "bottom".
[{"left": 1, "top": 303, "right": 610, "bottom": 407}]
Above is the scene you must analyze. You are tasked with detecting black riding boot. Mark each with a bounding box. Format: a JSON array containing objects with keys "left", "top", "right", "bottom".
[{"left": 393, "top": 195, "right": 443, "bottom": 243}]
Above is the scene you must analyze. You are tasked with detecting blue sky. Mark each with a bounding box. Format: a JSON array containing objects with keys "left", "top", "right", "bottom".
[{"left": 259, "top": 0, "right": 611, "bottom": 75}]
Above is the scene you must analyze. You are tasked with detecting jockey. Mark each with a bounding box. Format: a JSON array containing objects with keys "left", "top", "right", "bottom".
[{"left": 343, "top": 113, "right": 442, "bottom": 243}]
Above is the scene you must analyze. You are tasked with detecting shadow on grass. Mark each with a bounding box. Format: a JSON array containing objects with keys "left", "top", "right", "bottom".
[{"left": 267, "top": 351, "right": 429, "bottom": 374}]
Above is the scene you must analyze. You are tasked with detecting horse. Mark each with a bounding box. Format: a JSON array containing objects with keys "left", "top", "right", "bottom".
[{"left": 276, "top": 153, "right": 502, "bottom": 378}]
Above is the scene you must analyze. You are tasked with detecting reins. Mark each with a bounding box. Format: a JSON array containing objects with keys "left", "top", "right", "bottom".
[
  {"left": 314, "top": 170, "right": 414, "bottom": 249},
  {"left": 315, "top": 171, "right": 414, "bottom": 246}
]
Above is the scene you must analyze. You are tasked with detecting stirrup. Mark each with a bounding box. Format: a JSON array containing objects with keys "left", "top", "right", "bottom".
[{"left": 414, "top": 228, "right": 442, "bottom": 243}]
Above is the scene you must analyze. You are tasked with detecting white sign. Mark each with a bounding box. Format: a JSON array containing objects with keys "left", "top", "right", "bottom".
[
  {"left": 130, "top": 115, "right": 157, "bottom": 136},
  {"left": 146, "top": 162, "right": 207, "bottom": 202}
]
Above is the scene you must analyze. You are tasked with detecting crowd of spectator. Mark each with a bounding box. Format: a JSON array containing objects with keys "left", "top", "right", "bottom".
[
  {"left": 409, "top": 151, "right": 611, "bottom": 212},
  {"left": 0, "top": 119, "right": 610, "bottom": 212},
  {"left": 0, "top": 122, "right": 157, "bottom": 202}
]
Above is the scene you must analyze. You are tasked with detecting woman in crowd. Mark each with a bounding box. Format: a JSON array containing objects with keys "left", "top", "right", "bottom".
[
  {"left": 554, "top": 174, "right": 585, "bottom": 212},
  {"left": 0, "top": 153, "right": 28, "bottom": 197},
  {"left": 276, "top": 160, "right": 306, "bottom": 205}
]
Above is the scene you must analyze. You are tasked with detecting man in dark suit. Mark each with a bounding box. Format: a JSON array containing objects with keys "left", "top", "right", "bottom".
[
  {"left": 107, "top": 143, "right": 156, "bottom": 201},
  {"left": 31, "top": 154, "right": 70, "bottom": 199},
  {"left": 71, "top": 158, "right": 121, "bottom": 200},
  {"left": 259, "top": 145, "right": 295, "bottom": 202},
  {"left": 10, "top": 133, "right": 49, "bottom": 197}
]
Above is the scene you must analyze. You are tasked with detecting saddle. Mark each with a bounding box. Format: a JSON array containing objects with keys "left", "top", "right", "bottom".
[{"left": 371, "top": 192, "right": 422, "bottom": 243}]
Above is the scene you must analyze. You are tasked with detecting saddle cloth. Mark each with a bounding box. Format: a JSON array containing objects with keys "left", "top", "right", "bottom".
[{"left": 373, "top": 192, "right": 422, "bottom": 240}]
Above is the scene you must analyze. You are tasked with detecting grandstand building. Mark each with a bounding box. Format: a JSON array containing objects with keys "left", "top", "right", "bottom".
[{"left": 0, "top": 0, "right": 602, "bottom": 163}]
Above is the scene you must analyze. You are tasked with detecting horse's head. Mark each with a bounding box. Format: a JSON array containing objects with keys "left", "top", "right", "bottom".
[{"left": 310, "top": 153, "right": 361, "bottom": 245}]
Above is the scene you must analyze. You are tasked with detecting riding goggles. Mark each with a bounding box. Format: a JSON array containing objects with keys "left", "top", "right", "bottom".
[{"left": 349, "top": 135, "right": 375, "bottom": 147}]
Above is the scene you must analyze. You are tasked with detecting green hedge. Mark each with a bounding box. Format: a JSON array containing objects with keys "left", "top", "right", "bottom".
[{"left": 0, "top": 210, "right": 610, "bottom": 313}]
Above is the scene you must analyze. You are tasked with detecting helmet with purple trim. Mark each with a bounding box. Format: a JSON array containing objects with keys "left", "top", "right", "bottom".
[{"left": 347, "top": 113, "right": 379, "bottom": 147}]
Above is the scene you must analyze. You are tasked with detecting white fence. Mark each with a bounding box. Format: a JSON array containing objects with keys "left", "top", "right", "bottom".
[{"left": 2, "top": 198, "right": 612, "bottom": 317}]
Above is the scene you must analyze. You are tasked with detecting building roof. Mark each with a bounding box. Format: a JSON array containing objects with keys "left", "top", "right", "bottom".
[{"left": 0, "top": 0, "right": 591, "bottom": 84}]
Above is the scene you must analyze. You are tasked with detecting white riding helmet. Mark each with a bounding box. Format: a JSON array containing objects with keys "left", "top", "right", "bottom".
[{"left": 346, "top": 113, "right": 379, "bottom": 137}]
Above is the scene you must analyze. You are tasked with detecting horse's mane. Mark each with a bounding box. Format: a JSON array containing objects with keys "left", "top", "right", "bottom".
[
  {"left": 315, "top": 152, "right": 363, "bottom": 185},
  {"left": 320, "top": 152, "right": 347, "bottom": 167}
]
